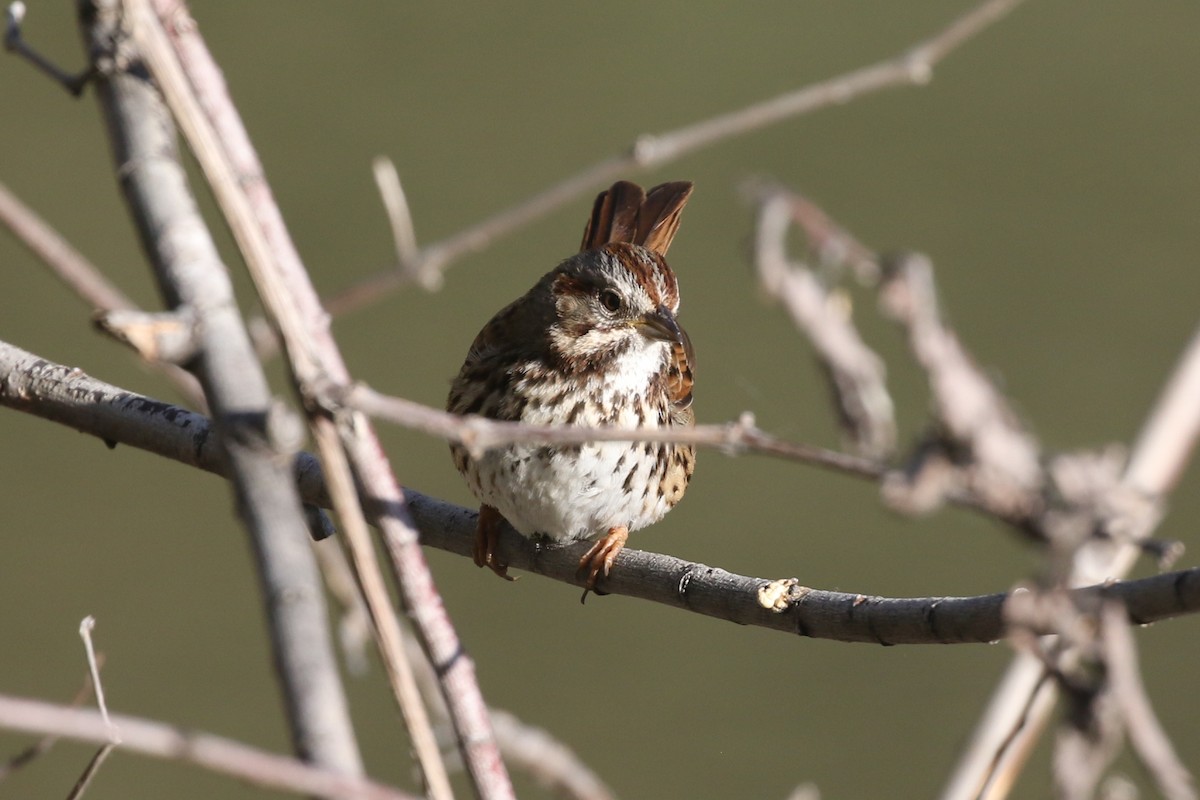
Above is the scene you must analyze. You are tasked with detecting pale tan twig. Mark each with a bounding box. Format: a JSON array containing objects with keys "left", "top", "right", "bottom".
[
  {"left": 0, "top": 180, "right": 206, "bottom": 410},
  {"left": 880, "top": 252, "right": 1044, "bottom": 521},
  {"left": 346, "top": 383, "right": 881, "bottom": 478},
  {"left": 1124, "top": 324, "right": 1200, "bottom": 501},
  {"left": 311, "top": 415, "right": 454, "bottom": 800},
  {"left": 325, "top": 0, "right": 1028, "bottom": 317},
  {"left": 1101, "top": 603, "right": 1197, "bottom": 800},
  {"left": 310, "top": 539, "right": 373, "bottom": 676},
  {"left": 743, "top": 178, "right": 879, "bottom": 283},
  {"left": 0, "top": 693, "right": 416, "bottom": 800},
  {"left": 68, "top": 617, "right": 119, "bottom": 800},
  {"left": 372, "top": 157, "right": 429, "bottom": 289},
  {"left": 139, "top": 1, "right": 506, "bottom": 794}
]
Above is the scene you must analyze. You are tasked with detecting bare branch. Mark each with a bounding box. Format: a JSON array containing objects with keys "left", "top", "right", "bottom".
[
  {"left": 4, "top": 2, "right": 93, "bottom": 94},
  {"left": 347, "top": 383, "right": 881, "bottom": 478},
  {"left": 4, "top": 340, "right": 1199, "bottom": 645},
  {"left": 0, "top": 179, "right": 206, "bottom": 409},
  {"left": 0, "top": 694, "right": 417, "bottom": 800},
  {"left": 372, "top": 157, "right": 428, "bottom": 288},
  {"left": 1125, "top": 323, "right": 1200, "bottom": 499},
  {"left": 1101, "top": 603, "right": 1197, "bottom": 800},
  {"left": 749, "top": 184, "right": 895, "bottom": 459},
  {"left": 67, "top": 617, "right": 118, "bottom": 800},
  {"left": 94, "top": 308, "right": 199, "bottom": 364},
  {"left": 0, "top": 663, "right": 99, "bottom": 782},
  {"left": 79, "top": 0, "right": 363, "bottom": 777},
  {"left": 880, "top": 252, "right": 1043, "bottom": 520},
  {"left": 324, "top": 0, "right": 1027, "bottom": 317},
  {"left": 138, "top": 0, "right": 507, "bottom": 793}
]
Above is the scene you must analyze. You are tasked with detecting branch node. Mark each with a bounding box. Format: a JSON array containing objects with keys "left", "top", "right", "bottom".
[
  {"left": 373, "top": 156, "right": 442, "bottom": 292},
  {"left": 902, "top": 51, "right": 935, "bottom": 85},
  {"left": 265, "top": 397, "right": 307, "bottom": 456},
  {"left": 93, "top": 308, "right": 199, "bottom": 364},
  {"left": 631, "top": 133, "right": 665, "bottom": 166},
  {"left": 757, "top": 578, "right": 808, "bottom": 612},
  {"left": 5, "top": 2, "right": 95, "bottom": 95}
]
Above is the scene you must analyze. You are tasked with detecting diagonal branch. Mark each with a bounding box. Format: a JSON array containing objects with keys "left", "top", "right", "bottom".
[
  {"left": 325, "top": 0, "right": 1027, "bottom": 317},
  {"left": 0, "top": 694, "right": 416, "bottom": 800},
  {"left": 0, "top": 179, "right": 206, "bottom": 410},
  {"left": 137, "top": 1, "right": 501, "bottom": 795},
  {"left": 77, "top": 0, "right": 363, "bottom": 779}
]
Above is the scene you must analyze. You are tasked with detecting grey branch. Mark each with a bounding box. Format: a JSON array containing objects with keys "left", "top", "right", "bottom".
[
  {"left": 78, "top": 0, "right": 362, "bottom": 779},
  {"left": 3, "top": 340, "right": 1197, "bottom": 644},
  {"left": 136, "top": 0, "right": 499, "bottom": 794}
]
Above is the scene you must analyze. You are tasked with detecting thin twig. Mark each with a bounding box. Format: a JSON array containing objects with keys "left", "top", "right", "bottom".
[
  {"left": 4, "top": 2, "right": 94, "bottom": 94},
  {"left": 0, "top": 694, "right": 416, "bottom": 800},
  {"left": 880, "top": 252, "right": 1044, "bottom": 519},
  {"left": 78, "top": 617, "right": 116, "bottom": 740},
  {"left": 311, "top": 415, "right": 455, "bottom": 800},
  {"left": 1101, "top": 603, "right": 1196, "bottom": 800},
  {"left": 372, "top": 157, "right": 427, "bottom": 288},
  {"left": 347, "top": 384, "right": 880, "bottom": 478},
  {"left": 310, "top": 540, "right": 373, "bottom": 676},
  {"left": 68, "top": 617, "right": 119, "bottom": 800},
  {"left": 0, "top": 662, "right": 100, "bottom": 782},
  {"left": 324, "top": 0, "right": 1027, "bottom": 317},
  {"left": 749, "top": 186, "right": 895, "bottom": 459}
]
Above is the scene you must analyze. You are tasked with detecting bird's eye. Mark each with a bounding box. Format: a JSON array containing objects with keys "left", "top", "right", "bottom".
[{"left": 598, "top": 289, "right": 623, "bottom": 314}]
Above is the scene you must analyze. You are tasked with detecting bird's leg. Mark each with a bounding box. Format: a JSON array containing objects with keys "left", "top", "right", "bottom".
[
  {"left": 474, "top": 504, "right": 514, "bottom": 581},
  {"left": 577, "top": 525, "right": 628, "bottom": 601}
]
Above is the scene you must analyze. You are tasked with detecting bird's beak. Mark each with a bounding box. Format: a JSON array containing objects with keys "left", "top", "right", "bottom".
[{"left": 639, "top": 307, "right": 694, "bottom": 365}]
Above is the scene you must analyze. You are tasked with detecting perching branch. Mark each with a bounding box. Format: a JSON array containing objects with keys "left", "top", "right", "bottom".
[{"left": 3, "top": 339, "right": 1198, "bottom": 644}]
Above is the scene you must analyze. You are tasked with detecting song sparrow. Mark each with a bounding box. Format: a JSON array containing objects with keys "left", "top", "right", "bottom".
[{"left": 448, "top": 180, "right": 696, "bottom": 595}]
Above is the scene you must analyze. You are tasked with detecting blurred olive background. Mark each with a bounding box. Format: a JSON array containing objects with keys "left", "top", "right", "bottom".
[{"left": 3, "top": 2, "right": 1199, "bottom": 798}]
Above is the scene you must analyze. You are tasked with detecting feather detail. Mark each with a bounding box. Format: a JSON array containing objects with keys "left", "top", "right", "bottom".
[{"left": 581, "top": 181, "right": 694, "bottom": 255}]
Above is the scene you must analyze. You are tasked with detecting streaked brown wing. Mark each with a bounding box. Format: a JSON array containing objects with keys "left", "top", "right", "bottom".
[{"left": 668, "top": 324, "right": 695, "bottom": 412}]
